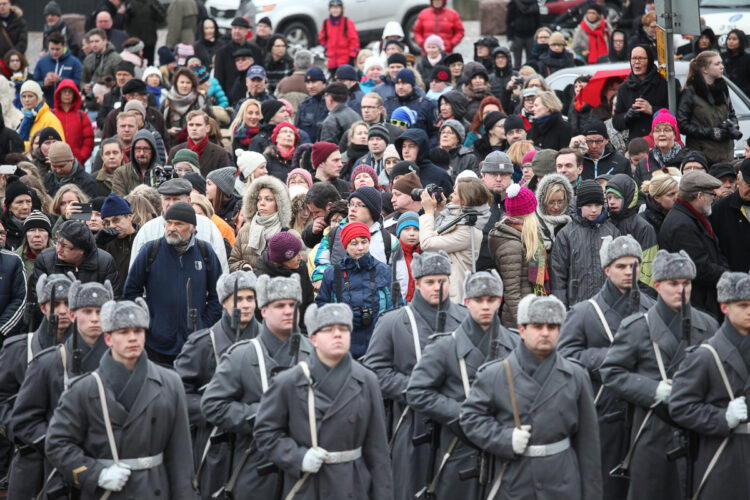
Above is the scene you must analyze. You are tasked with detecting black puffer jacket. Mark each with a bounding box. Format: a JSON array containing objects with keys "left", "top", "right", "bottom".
[
  {"left": 536, "top": 49, "right": 575, "bottom": 77},
  {"left": 30, "top": 244, "right": 120, "bottom": 301},
  {"left": 639, "top": 196, "right": 668, "bottom": 235},
  {"left": 581, "top": 143, "right": 631, "bottom": 180},
  {"left": 489, "top": 46, "right": 516, "bottom": 102},
  {"left": 529, "top": 112, "right": 573, "bottom": 151},
  {"left": 0, "top": 104, "right": 24, "bottom": 161},
  {"left": 722, "top": 29, "right": 750, "bottom": 97}
]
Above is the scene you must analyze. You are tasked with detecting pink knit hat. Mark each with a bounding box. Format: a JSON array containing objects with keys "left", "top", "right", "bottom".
[
  {"left": 351, "top": 164, "right": 379, "bottom": 188},
  {"left": 522, "top": 149, "right": 538, "bottom": 165},
  {"left": 504, "top": 184, "right": 537, "bottom": 217},
  {"left": 287, "top": 168, "right": 313, "bottom": 189},
  {"left": 424, "top": 34, "right": 445, "bottom": 51},
  {"left": 650, "top": 108, "right": 680, "bottom": 138}
]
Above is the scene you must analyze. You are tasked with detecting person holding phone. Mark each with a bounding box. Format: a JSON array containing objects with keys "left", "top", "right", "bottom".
[{"left": 42, "top": 143, "right": 99, "bottom": 200}]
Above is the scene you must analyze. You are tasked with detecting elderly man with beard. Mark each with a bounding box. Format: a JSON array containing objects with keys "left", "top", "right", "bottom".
[{"left": 124, "top": 202, "right": 222, "bottom": 366}]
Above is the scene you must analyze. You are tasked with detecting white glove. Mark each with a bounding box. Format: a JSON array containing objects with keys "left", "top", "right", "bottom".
[
  {"left": 654, "top": 380, "right": 672, "bottom": 404},
  {"left": 511, "top": 424, "right": 532, "bottom": 455},
  {"left": 725, "top": 396, "right": 747, "bottom": 429},
  {"left": 301, "top": 446, "right": 328, "bottom": 473},
  {"left": 97, "top": 463, "right": 131, "bottom": 491}
]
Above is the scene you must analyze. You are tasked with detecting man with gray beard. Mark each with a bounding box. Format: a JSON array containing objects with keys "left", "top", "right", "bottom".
[{"left": 124, "top": 202, "right": 222, "bottom": 366}]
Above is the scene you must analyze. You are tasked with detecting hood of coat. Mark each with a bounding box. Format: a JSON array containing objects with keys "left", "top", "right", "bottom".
[
  {"left": 243, "top": 174, "right": 292, "bottom": 225},
  {"left": 291, "top": 142, "right": 314, "bottom": 171},
  {"left": 473, "top": 37, "right": 499, "bottom": 61},
  {"left": 693, "top": 26, "right": 717, "bottom": 53},
  {"left": 491, "top": 46, "right": 513, "bottom": 77},
  {"left": 606, "top": 173, "right": 639, "bottom": 220},
  {"left": 438, "top": 89, "right": 470, "bottom": 121},
  {"left": 535, "top": 173, "right": 574, "bottom": 217},
  {"left": 395, "top": 128, "right": 430, "bottom": 165},
  {"left": 53, "top": 78, "right": 83, "bottom": 112},
  {"left": 461, "top": 61, "right": 489, "bottom": 84},
  {"left": 129, "top": 129, "right": 158, "bottom": 168},
  {"left": 197, "top": 17, "right": 219, "bottom": 44}
]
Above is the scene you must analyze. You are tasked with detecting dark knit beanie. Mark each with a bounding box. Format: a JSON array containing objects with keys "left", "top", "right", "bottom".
[
  {"left": 504, "top": 114, "right": 526, "bottom": 133},
  {"left": 184, "top": 172, "right": 206, "bottom": 196},
  {"left": 389, "top": 161, "right": 419, "bottom": 181},
  {"left": 37, "top": 127, "right": 62, "bottom": 144},
  {"left": 311, "top": 142, "right": 340, "bottom": 168},
  {"left": 164, "top": 201, "right": 197, "bottom": 225},
  {"left": 23, "top": 210, "right": 52, "bottom": 233},
  {"left": 4, "top": 177, "right": 33, "bottom": 208},
  {"left": 576, "top": 179, "right": 605, "bottom": 207},
  {"left": 387, "top": 53, "right": 408, "bottom": 67},
  {"left": 100, "top": 193, "right": 132, "bottom": 219},
  {"left": 348, "top": 186, "right": 382, "bottom": 221},
  {"left": 483, "top": 111, "right": 506, "bottom": 133}
]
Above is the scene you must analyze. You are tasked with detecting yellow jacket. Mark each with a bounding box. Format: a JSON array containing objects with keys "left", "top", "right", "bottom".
[{"left": 24, "top": 102, "right": 65, "bottom": 150}]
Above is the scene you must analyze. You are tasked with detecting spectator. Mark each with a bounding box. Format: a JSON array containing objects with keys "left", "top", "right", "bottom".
[
  {"left": 166, "top": 0, "right": 198, "bottom": 49},
  {"left": 86, "top": 0, "right": 125, "bottom": 31},
  {"left": 529, "top": 90, "right": 573, "bottom": 151},
  {"left": 232, "top": 65, "right": 276, "bottom": 111},
  {"left": 190, "top": 192, "right": 236, "bottom": 248},
  {"left": 289, "top": 184, "right": 313, "bottom": 236},
  {"left": 100, "top": 78, "right": 167, "bottom": 144},
  {"left": 677, "top": 50, "right": 740, "bottom": 165},
  {"left": 162, "top": 68, "right": 210, "bottom": 147},
  {"left": 0, "top": 0, "right": 26, "bottom": 59},
  {"left": 13, "top": 210, "right": 52, "bottom": 278},
  {"left": 97, "top": 60, "right": 136, "bottom": 130},
  {"left": 248, "top": 100, "right": 292, "bottom": 153},
  {"left": 18, "top": 81, "right": 65, "bottom": 150},
  {"left": 254, "top": 16, "right": 274, "bottom": 58},
  {"left": 640, "top": 167, "right": 679, "bottom": 235},
  {"left": 0, "top": 235, "right": 25, "bottom": 336},
  {"left": 613, "top": 44, "right": 668, "bottom": 140},
  {"left": 379, "top": 21, "right": 407, "bottom": 57},
  {"left": 190, "top": 61, "right": 229, "bottom": 111},
  {"left": 275, "top": 49, "right": 313, "bottom": 110},
  {"left": 383, "top": 69, "right": 437, "bottom": 138},
  {"left": 124, "top": 202, "right": 221, "bottom": 364},
  {"left": 111, "top": 128, "right": 163, "bottom": 195},
  {"left": 488, "top": 47, "right": 515, "bottom": 102},
  {"left": 505, "top": 0, "right": 538, "bottom": 70},
  {"left": 0, "top": 101, "right": 22, "bottom": 157},
  {"left": 709, "top": 162, "right": 737, "bottom": 199},
  {"left": 120, "top": 38, "right": 148, "bottom": 77},
  {"left": 414, "top": 0, "right": 464, "bottom": 55},
  {"left": 230, "top": 175, "right": 292, "bottom": 271},
  {"left": 475, "top": 151, "right": 512, "bottom": 271},
  {"left": 43, "top": 142, "right": 98, "bottom": 199},
  {"left": 395, "top": 211, "right": 420, "bottom": 301},
  {"left": 49, "top": 184, "right": 89, "bottom": 236},
  {"left": 628, "top": 12, "right": 657, "bottom": 52},
  {"left": 230, "top": 98, "right": 263, "bottom": 151},
  {"left": 320, "top": 82, "right": 361, "bottom": 144},
  {"left": 0, "top": 177, "right": 32, "bottom": 250},
  {"left": 382, "top": 170, "right": 422, "bottom": 234},
  {"left": 95, "top": 138, "right": 124, "bottom": 196},
  {"left": 51, "top": 80, "right": 94, "bottom": 166},
  {"left": 213, "top": 17, "right": 262, "bottom": 94},
  {"left": 168, "top": 110, "right": 230, "bottom": 177},
  {"left": 444, "top": 52, "right": 464, "bottom": 89},
  {"left": 472, "top": 111, "right": 508, "bottom": 163},
  {"left": 41, "top": 1, "right": 83, "bottom": 60},
  {"left": 334, "top": 64, "right": 365, "bottom": 115},
  {"left": 263, "top": 122, "right": 300, "bottom": 182},
  {"left": 340, "top": 121, "right": 370, "bottom": 177},
  {"left": 309, "top": 141, "right": 349, "bottom": 196},
  {"left": 296, "top": 67, "right": 329, "bottom": 143},
  {"left": 264, "top": 34, "right": 294, "bottom": 94},
  {"left": 634, "top": 109, "right": 691, "bottom": 187},
  {"left": 709, "top": 159, "right": 750, "bottom": 272},
  {"left": 598, "top": 29, "right": 628, "bottom": 63},
  {"left": 473, "top": 36, "right": 499, "bottom": 73},
  {"left": 157, "top": 45, "right": 177, "bottom": 86},
  {"left": 438, "top": 119, "right": 477, "bottom": 175},
  {"left": 527, "top": 27, "right": 552, "bottom": 69},
  {"left": 572, "top": 3, "right": 610, "bottom": 65},
  {"left": 319, "top": 0, "right": 360, "bottom": 74},
  {"left": 416, "top": 35, "right": 446, "bottom": 85},
  {"left": 80, "top": 28, "right": 123, "bottom": 109},
  {"left": 464, "top": 95, "right": 503, "bottom": 147},
  {"left": 95, "top": 11, "right": 127, "bottom": 51},
  {"left": 206, "top": 167, "right": 241, "bottom": 228},
  {"left": 461, "top": 62, "right": 491, "bottom": 120},
  {"left": 124, "top": 0, "right": 165, "bottom": 64},
  {"left": 33, "top": 33, "right": 82, "bottom": 108},
  {"left": 679, "top": 151, "right": 708, "bottom": 174},
  {"left": 419, "top": 177, "right": 489, "bottom": 302},
  {"left": 570, "top": 118, "right": 630, "bottom": 179},
  {"left": 536, "top": 32, "right": 575, "bottom": 76},
  {"left": 395, "top": 128, "right": 454, "bottom": 195},
  {"left": 658, "top": 171, "right": 727, "bottom": 318},
  {"left": 376, "top": 53, "right": 427, "bottom": 100},
  {"left": 31, "top": 220, "right": 119, "bottom": 303},
  {"left": 722, "top": 29, "right": 750, "bottom": 97},
  {"left": 300, "top": 182, "right": 342, "bottom": 249},
  {"left": 535, "top": 173, "right": 573, "bottom": 250},
  {"left": 682, "top": 26, "right": 718, "bottom": 61},
  {"left": 97, "top": 193, "right": 137, "bottom": 289},
  {"left": 192, "top": 18, "right": 221, "bottom": 69}
]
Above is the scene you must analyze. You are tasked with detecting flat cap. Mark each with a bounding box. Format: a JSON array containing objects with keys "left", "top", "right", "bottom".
[
  {"left": 157, "top": 178, "right": 192, "bottom": 196},
  {"left": 679, "top": 170, "right": 721, "bottom": 193}
]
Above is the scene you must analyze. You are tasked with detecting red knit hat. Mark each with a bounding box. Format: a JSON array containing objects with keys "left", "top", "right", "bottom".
[
  {"left": 504, "top": 184, "right": 537, "bottom": 217},
  {"left": 340, "top": 221, "right": 371, "bottom": 249},
  {"left": 271, "top": 122, "right": 300, "bottom": 146},
  {"left": 311, "top": 142, "right": 340, "bottom": 168}
]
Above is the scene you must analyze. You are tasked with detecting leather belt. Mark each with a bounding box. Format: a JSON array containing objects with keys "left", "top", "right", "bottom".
[
  {"left": 522, "top": 437, "right": 571, "bottom": 457},
  {"left": 733, "top": 423, "right": 750, "bottom": 435},
  {"left": 323, "top": 447, "right": 362, "bottom": 463},
  {"left": 100, "top": 452, "right": 164, "bottom": 470}
]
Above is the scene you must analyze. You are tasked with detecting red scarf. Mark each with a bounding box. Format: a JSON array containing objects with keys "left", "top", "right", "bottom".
[
  {"left": 676, "top": 199, "right": 714, "bottom": 239},
  {"left": 188, "top": 135, "right": 209, "bottom": 158},
  {"left": 277, "top": 145, "right": 295, "bottom": 162},
  {"left": 580, "top": 19, "right": 609, "bottom": 64},
  {"left": 399, "top": 240, "right": 420, "bottom": 302}
]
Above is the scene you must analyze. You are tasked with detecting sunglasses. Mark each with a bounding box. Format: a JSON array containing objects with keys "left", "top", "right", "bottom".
[{"left": 390, "top": 118, "right": 409, "bottom": 127}]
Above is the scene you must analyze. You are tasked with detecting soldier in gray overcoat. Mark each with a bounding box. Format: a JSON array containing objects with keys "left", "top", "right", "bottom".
[
  {"left": 201, "top": 274, "right": 313, "bottom": 498},
  {"left": 406, "top": 270, "right": 519, "bottom": 500},
  {"left": 10, "top": 278, "right": 113, "bottom": 499},
  {"left": 460, "top": 294, "right": 603, "bottom": 500},
  {"left": 254, "top": 303, "right": 393, "bottom": 500},
  {"left": 363, "top": 251, "right": 468, "bottom": 500},
  {"left": 45, "top": 298, "right": 198, "bottom": 499},
  {"left": 669, "top": 271, "right": 750, "bottom": 499},
  {"left": 558, "top": 235, "right": 655, "bottom": 500},
  {"left": 601, "top": 250, "right": 719, "bottom": 500},
  {"left": 174, "top": 270, "right": 259, "bottom": 499},
  {"left": 0, "top": 273, "right": 73, "bottom": 500}
]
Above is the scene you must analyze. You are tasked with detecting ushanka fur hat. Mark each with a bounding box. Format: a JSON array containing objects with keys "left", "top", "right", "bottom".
[
  {"left": 517, "top": 294, "right": 566, "bottom": 325},
  {"left": 464, "top": 270, "right": 504, "bottom": 299},
  {"left": 256, "top": 274, "right": 302, "bottom": 309},
  {"left": 652, "top": 250, "right": 696, "bottom": 282},
  {"left": 101, "top": 298, "right": 150, "bottom": 333},
  {"left": 411, "top": 251, "right": 452, "bottom": 279},
  {"left": 36, "top": 273, "right": 73, "bottom": 305},
  {"left": 599, "top": 235, "right": 642, "bottom": 269},
  {"left": 305, "top": 303, "right": 354, "bottom": 335},
  {"left": 67, "top": 273, "right": 113, "bottom": 310},
  {"left": 216, "top": 270, "right": 257, "bottom": 304},
  {"left": 717, "top": 272, "right": 750, "bottom": 303}
]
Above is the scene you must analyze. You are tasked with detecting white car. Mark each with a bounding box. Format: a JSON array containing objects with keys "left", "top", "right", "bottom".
[{"left": 205, "top": 0, "right": 429, "bottom": 50}]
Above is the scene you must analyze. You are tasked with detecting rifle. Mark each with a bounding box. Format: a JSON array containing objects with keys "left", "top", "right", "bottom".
[
  {"left": 187, "top": 278, "right": 198, "bottom": 333},
  {"left": 48, "top": 285, "right": 59, "bottom": 345},
  {"left": 629, "top": 260, "right": 641, "bottom": 315},
  {"left": 213, "top": 416, "right": 258, "bottom": 500},
  {"left": 391, "top": 245, "right": 403, "bottom": 308},
  {"left": 71, "top": 319, "right": 82, "bottom": 375},
  {"left": 436, "top": 282, "right": 446, "bottom": 334},
  {"left": 231, "top": 278, "right": 241, "bottom": 342},
  {"left": 289, "top": 305, "right": 301, "bottom": 365},
  {"left": 681, "top": 287, "right": 691, "bottom": 346}
]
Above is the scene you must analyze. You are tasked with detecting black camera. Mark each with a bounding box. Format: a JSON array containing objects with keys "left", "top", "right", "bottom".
[
  {"left": 514, "top": 77, "right": 524, "bottom": 84},
  {"left": 354, "top": 306, "right": 374, "bottom": 327},
  {"left": 150, "top": 165, "right": 177, "bottom": 188},
  {"left": 720, "top": 119, "right": 743, "bottom": 140},
  {"left": 411, "top": 184, "right": 445, "bottom": 202}
]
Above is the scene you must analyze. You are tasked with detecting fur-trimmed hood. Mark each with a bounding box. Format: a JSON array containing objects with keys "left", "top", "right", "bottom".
[
  {"left": 535, "top": 173, "right": 574, "bottom": 218},
  {"left": 243, "top": 174, "right": 292, "bottom": 226}
]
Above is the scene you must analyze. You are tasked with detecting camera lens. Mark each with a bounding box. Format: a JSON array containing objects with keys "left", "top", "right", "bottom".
[{"left": 411, "top": 188, "right": 425, "bottom": 202}]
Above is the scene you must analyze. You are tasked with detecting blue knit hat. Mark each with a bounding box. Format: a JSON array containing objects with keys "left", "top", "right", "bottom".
[
  {"left": 395, "top": 68, "right": 416, "bottom": 86},
  {"left": 348, "top": 186, "right": 382, "bottom": 222},
  {"left": 305, "top": 66, "right": 326, "bottom": 82},
  {"left": 391, "top": 106, "right": 418, "bottom": 127},
  {"left": 335, "top": 64, "right": 358, "bottom": 81},
  {"left": 157, "top": 46, "right": 176, "bottom": 65},
  {"left": 397, "top": 211, "right": 419, "bottom": 237},
  {"left": 101, "top": 194, "right": 132, "bottom": 219}
]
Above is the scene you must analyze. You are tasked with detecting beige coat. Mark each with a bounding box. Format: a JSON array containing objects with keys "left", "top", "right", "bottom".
[
  {"left": 419, "top": 212, "right": 482, "bottom": 303},
  {"left": 488, "top": 221, "right": 533, "bottom": 328}
]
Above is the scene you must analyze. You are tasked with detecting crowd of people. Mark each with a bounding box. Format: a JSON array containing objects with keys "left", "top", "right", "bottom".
[{"left": 0, "top": 0, "right": 749, "bottom": 497}]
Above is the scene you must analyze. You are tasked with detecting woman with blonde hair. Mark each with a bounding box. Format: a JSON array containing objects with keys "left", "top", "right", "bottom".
[
  {"left": 490, "top": 184, "right": 548, "bottom": 327},
  {"left": 191, "top": 192, "right": 236, "bottom": 247},
  {"left": 529, "top": 90, "right": 573, "bottom": 150},
  {"left": 50, "top": 184, "right": 89, "bottom": 234},
  {"left": 123, "top": 193, "right": 159, "bottom": 227},
  {"left": 507, "top": 139, "right": 535, "bottom": 182},
  {"left": 640, "top": 167, "right": 680, "bottom": 234},
  {"left": 419, "top": 176, "right": 491, "bottom": 302},
  {"left": 230, "top": 99, "right": 263, "bottom": 151},
  {"left": 128, "top": 185, "right": 163, "bottom": 216},
  {"left": 534, "top": 173, "right": 573, "bottom": 250}
]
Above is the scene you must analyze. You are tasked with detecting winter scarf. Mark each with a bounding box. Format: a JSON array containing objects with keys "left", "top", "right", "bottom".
[
  {"left": 506, "top": 217, "right": 549, "bottom": 295},
  {"left": 580, "top": 18, "right": 609, "bottom": 64},
  {"left": 188, "top": 134, "right": 208, "bottom": 158},
  {"left": 147, "top": 84, "right": 162, "bottom": 108},
  {"left": 246, "top": 212, "right": 282, "bottom": 254},
  {"left": 18, "top": 102, "right": 43, "bottom": 141},
  {"left": 164, "top": 88, "right": 199, "bottom": 121},
  {"left": 676, "top": 198, "right": 714, "bottom": 239},
  {"left": 276, "top": 144, "right": 295, "bottom": 162},
  {"left": 234, "top": 122, "right": 259, "bottom": 147},
  {"left": 399, "top": 239, "right": 420, "bottom": 302},
  {"left": 652, "top": 143, "right": 683, "bottom": 168},
  {"left": 49, "top": 161, "right": 81, "bottom": 192}
]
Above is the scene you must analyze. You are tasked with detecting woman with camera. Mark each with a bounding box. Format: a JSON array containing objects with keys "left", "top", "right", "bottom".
[
  {"left": 676, "top": 50, "right": 742, "bottom": 164},
  {"left": 419, "top": 177, "right": 491, "bottom": 302}
]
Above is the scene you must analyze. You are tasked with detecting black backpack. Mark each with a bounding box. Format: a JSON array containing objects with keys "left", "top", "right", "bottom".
[{"left": 144, "top": 238, "right": 212, "bottom": 276}]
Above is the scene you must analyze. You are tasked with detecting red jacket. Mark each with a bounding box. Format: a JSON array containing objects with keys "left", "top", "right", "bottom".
[
  {"left": 53, "top": 79, "right": 94, "bottom": 164},
  {"left": 413, "top": 4, "right": 465, "bottom": 54},
  {"left": 318, "top": 16, "right": 360, "bottom": 69}
]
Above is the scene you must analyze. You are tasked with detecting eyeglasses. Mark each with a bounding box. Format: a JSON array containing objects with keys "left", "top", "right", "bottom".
[
  {"left": 630, "top": 57, "right": 649, "bottom": 62},
  {"left": 701, "top": 191, "right": 717, "bottom": 200},
  {"left": 585, "top": 138, "right": 605, "bottom": 145},
  {"left": 390, "top": 119, "right": 409, "bottom": 127},
  {"left": 653, "top": 126, "right": 674, "bottom": 134},
  {"left": 133, "top": 147, "right": 151, "bottom": 153},
  {"left": 55, "top": 240, "right": 75, "bottom": 251},
  {"left": 550, "top": 43, "right": 565, "bottom": 47},
  {"left": 361, "top": 105, "right": 379, "bottom": 110},
  {"left": 349, "top": 202, "right": 367, "bottom": 209}
]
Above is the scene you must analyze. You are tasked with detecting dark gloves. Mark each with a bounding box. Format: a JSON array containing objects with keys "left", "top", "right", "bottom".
[
  {"left": 624, "top": 106, "right": 639, "bottom": 123},
  {"left": 95, "top": 227, "right": 119, "bottom": 246},
  {"left": 712, "top": 127, "right": 729, "bottom": 142},
  {"left": 719, "top": 118, "right": 743, "bottom": 140}
]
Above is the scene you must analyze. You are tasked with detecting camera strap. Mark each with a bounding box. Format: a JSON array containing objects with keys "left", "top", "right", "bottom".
[{"left": 334, "top": 265, "right": 378, "bottom": 317}]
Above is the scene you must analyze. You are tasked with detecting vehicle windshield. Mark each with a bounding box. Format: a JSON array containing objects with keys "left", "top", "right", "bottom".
[{"left": 700, "top": 0, "right": 750, "bottom": 7}]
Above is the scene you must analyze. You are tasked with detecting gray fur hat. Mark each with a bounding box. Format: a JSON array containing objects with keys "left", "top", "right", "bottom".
[
  {"left": 216, "top": 270, "right": 257, "bottom": 304},
  {"left": 717, "top": 272, "right": 750, "bottom": 303},
  {"left": 67, "top": 273, "right": 114, "bottom": 310},
  {"left": 412, "top": 251, "right": 452, "bottom": 279},
  {"left": 464, "top": 270, "right": 504, "bottom": 299},
  {"left": 599, "top": 235, "right": 642, "bottom": 268},
  {"left": 36, "top": 273, "right": 73, "bottom": 305},
  {"left": 652, "top": 250, "right": 696, "bottom": 282},
  {"left": 101, "top": 298, "right": 150, "bottom": 333},
  {"left": 256, "top": 274, "right": 302, "bottom": 309},
  {"left": 517, "top": 294, "right": 566, "bottom": 325},
  {"left": 304, "top": 303, "right": 353, "bottom": 335}
]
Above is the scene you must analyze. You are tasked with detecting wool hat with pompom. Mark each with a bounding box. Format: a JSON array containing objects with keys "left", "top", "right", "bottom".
[{"left": 504, "top": 184, "right": 537, "bottom": 217}]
